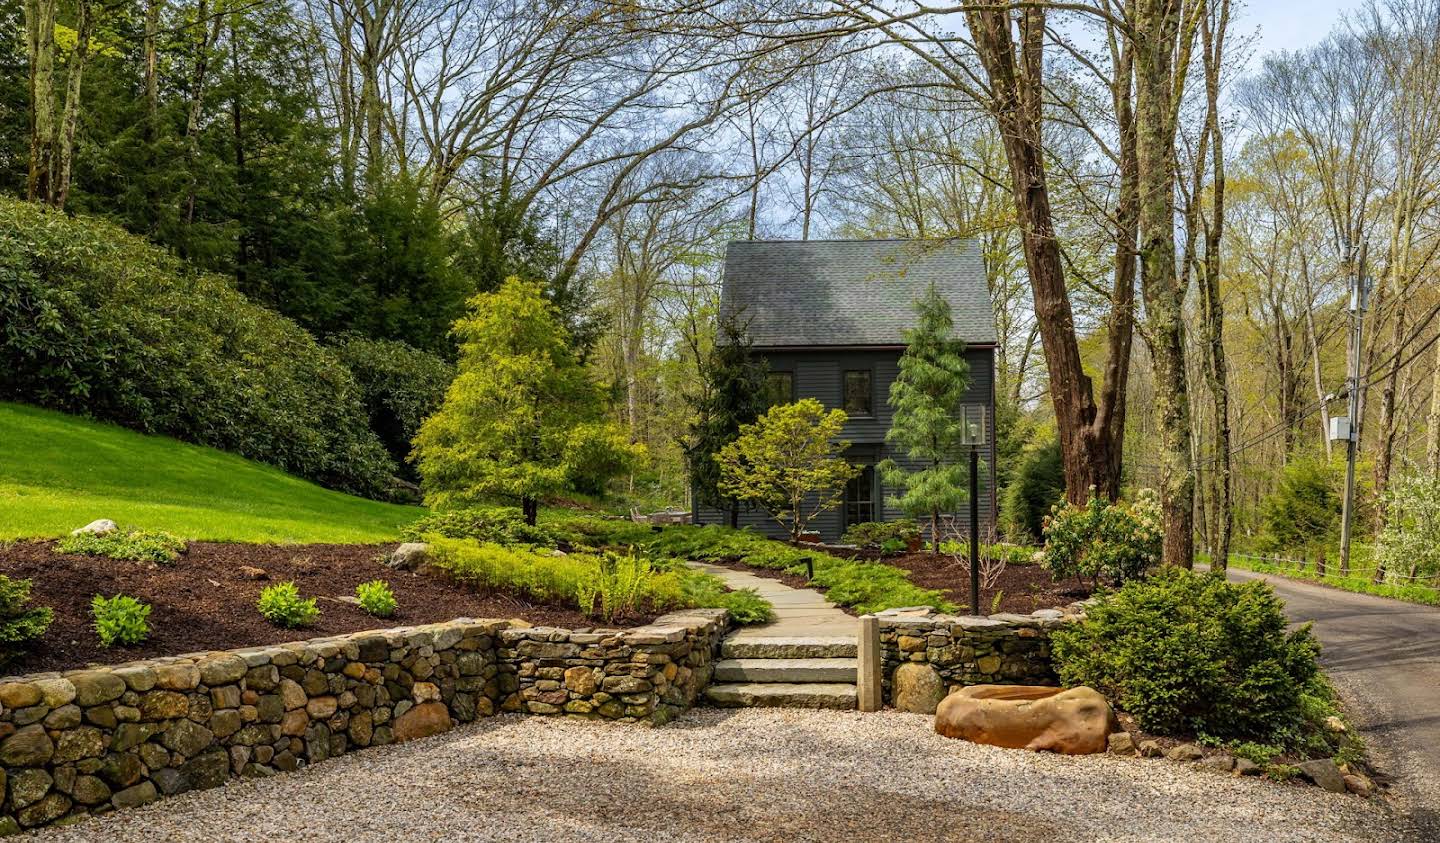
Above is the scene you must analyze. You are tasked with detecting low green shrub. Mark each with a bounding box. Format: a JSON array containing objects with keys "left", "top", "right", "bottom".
[
  {"left": 257, "top": 582, "right": 320, "bottom": 628},
  {"left": 58, "top": 529, "right": 187, "bottom": 564},
  {"left": 1051, "top": 568, "right": 1323, "bottom": 744},
  {"left": 91, "top": 594, "right": 152, "bottom": 646},
  {"left": 808, "top": 556, "right": 954, "bottom": 615},
  {"left": 676, "top": 575, "right": 774, "bottom": 625},
  {"left": 0, "top": 575, "right": 53, "bottom": 665},
  {"left": 577, "top": 550, "right": 660, "bottom": 623},
  {"left": 355, "top": 580, "right": 398, "bottom": 618},
  {"left": 331, "top": 335, "right": 453, "bottom": 480},
  {"left": 403, "top": 507, "right": 557, "bottom": 546},
  {"left": 1041, "top": 490, "right": 1161, "bottom": 587},
  {"left": 545, "top": 515, "right": 656, "bottom": 549},
  {"left": 841, "top": 520, "right": 920, "bottom": 549}
]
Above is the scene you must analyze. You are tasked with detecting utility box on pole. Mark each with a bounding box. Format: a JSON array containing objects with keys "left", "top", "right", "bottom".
[{"left": 1329, "top": 416, "right": 1353, "bottom": 443}]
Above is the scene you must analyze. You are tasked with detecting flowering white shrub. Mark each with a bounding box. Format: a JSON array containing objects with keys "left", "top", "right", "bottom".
[
  {"left": 1041, "top": 487, "right": 1163, "bottom": 588},
  {"left": 1376, "top": 471, "right": 1440, "bottom": 581}
]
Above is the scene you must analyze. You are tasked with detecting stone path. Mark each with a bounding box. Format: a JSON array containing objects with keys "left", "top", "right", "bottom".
[
  {"left": 691, "top": 563, "right": 859, "bottom": 708},
  {"left": 689, "top": 562, "right": 855, "bottom": 640}
]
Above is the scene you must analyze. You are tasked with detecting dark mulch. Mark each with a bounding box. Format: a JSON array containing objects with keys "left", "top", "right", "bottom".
[
  {"left": 888, "top": 552, "right": 1092, "bottom": 614},
  {"left": 0, "top": 541, "right": 613, "bottom": 675}
]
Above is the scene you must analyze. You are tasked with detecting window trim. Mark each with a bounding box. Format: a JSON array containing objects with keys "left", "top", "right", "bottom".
[
  {"left": 841, "top": 368, "right": 874, "bottom": 418},
  {"left": 844, "top": 464, "right": 877, "bottom": 528}
]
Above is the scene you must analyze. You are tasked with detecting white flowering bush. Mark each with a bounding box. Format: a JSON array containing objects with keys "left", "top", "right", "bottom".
[
  {"left": 1041, "top": 488, "right": 1162, "bottom": 588},
  {"left": 1376, "top": 471, "right": 1440, "bottom": 581}
]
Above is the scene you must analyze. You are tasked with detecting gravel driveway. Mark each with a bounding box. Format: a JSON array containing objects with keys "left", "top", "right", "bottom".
[{"left": 29, "top": 709, "right": 1404, "bottom": 842}]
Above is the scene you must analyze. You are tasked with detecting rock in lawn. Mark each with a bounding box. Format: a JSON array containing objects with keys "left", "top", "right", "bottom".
[
  {"left": 387, "top": 543, "right": 430, "bottom": 571},
  {"left": 934, "top": 685, "right": 1118, "bottom": 755},
  {"left": 70, "top": 519, "right": 117, "bottom": 536},
  {"left": 1166, "top": 743, "right": 1204, "bottom": 763}
]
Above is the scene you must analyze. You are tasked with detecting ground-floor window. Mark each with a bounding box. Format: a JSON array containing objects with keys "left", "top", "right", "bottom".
[{"left": 844, "top": 465, "right": 875, "bottom": 527}]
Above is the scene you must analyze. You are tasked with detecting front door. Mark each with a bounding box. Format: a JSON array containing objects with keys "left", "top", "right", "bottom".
[{"left": 844, "top": 465, "right": 876, "bottom": 528}]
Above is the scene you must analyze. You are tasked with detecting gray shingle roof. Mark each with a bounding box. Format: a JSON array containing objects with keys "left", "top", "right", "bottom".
[{"left": 720, "top": 238, "right": 997, "bottom": 348}]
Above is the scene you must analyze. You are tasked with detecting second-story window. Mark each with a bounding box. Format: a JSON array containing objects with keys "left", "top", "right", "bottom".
[{"left": 843, "top": 370, "right": 872, "bottom": 416}]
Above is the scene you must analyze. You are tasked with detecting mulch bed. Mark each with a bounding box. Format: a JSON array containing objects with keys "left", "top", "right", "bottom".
[
  {"left": 886, "top": 552, "right": 1092, "bottom": 614},
  {"left": 0, "top": 540, "right": 615, "bottom": 675}
]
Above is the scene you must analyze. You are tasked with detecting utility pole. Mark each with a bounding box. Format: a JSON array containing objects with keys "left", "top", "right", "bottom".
[{"left": 1338, "top": 242, "right": 1369, "bottom": 576}]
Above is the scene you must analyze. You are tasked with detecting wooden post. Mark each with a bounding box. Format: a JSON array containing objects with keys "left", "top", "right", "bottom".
[{"left": 858, "top": 615, "right": 882, "bottom": 712}]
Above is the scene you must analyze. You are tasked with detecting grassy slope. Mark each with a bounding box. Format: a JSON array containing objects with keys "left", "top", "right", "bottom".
[{"left": 0, "top": 402, "right": 422, "bottom": 543}]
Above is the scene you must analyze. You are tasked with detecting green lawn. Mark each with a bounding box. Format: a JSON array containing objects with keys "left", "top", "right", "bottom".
[{"left": 0, "top": 402, "right": 423, "bottom": 543}]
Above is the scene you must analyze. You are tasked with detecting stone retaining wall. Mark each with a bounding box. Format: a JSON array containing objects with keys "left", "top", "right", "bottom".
[
  {"left": 876, "top": 607, "right": 1078, "bottom": 705},
  {"left": 0, "top": 609, "right": 727, "bottom": 834}
]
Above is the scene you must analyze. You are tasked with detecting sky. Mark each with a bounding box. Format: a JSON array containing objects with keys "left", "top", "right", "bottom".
[{"left": 1242, "top": 0, "right": 1368, "bottom": 64}]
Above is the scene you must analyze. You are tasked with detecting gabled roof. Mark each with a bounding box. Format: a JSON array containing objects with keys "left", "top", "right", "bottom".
[{"left": 720, "top": 238, "right": 997, "bottom": 348}]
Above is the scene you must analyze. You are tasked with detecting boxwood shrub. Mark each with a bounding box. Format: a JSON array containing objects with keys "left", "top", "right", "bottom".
[{"left": 0, "top": 198, "right": 393, "bottom": 497}]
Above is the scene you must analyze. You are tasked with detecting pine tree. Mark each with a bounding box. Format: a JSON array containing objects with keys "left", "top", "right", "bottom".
[
  {"left": 878, "top": 283, "right": 973, "bottom": 553},
  {"left": 685, "top": 315, "right": 768, "bottom": 526}
]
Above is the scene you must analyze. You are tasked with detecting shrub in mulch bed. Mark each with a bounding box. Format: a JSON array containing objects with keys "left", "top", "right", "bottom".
[{"left": 0, "top": 540, "right": 609, "bottom": 674}]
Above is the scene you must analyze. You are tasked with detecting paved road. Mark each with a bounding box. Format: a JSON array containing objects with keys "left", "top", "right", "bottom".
[{"left": 1227, "top": 568, "right": 1440, "bottom": 839}]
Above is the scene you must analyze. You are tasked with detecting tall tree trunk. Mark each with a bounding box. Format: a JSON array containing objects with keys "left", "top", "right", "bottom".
[
  {"left": 23, "top": 0, "right": 58, "bottom": 202},
  {"left": 51, "top": 0, "right": 92, "bottom": 209},
  {"left": 963, "top": 4, "right": 1127, "bottom": 505},
  {"left": 1133, "top": 0, "right": 1197, "bottom": 568}
]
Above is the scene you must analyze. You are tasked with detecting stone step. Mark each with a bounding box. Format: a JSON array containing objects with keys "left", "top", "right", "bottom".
[
  {"left": 713, "top": 657, "right": 857, "bottom": 684},
  {"left": 703, "top": 682, "right": 857, "bottom": 710},
  {"left": 720, "top": 636, "right": 857, "bottom": 659}
]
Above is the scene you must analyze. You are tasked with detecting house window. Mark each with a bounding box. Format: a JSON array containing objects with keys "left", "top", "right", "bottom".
[
  {"left": 843, "top": 370, "right": 873, "bottom": 416},
  {"left": 763, "top": 371, "right": 794, "bottom": 408},
  {"left": 844, "top": 465, "right": 875, "bottom": 527}
]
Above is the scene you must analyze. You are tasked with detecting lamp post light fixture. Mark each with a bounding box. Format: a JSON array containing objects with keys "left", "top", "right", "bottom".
[{"left": 957, "top": 405, "right": 989, "bottom": 616}]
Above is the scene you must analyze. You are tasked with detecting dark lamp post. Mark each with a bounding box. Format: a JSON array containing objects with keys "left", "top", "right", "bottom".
[{"left": 958, "top": 406, "right": 989, "bottom": 616}]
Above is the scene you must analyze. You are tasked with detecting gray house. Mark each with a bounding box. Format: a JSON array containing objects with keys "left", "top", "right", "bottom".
[{"left": 695, "top": 238, "right": 998, "bottom": 543}]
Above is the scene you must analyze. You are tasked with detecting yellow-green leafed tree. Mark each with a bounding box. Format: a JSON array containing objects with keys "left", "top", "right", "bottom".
[
  {"left": 717, "top": 399, "right": 860, "bottom": 540},
  {"left": 413, "top": 278, "right": 638, "bottom": 524}
]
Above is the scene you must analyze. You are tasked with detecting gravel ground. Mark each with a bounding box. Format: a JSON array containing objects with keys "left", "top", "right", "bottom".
[{"left": 28, "top": 709, "right": 1408, "bottom": 843}]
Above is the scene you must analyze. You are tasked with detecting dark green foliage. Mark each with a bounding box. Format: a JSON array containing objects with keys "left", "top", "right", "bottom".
[
  {"left": 1000, "top": 437, "right": 1065, "bottom": 543},
  {"left": 840, "top": 519, "right": 920, "bottom": 549},
  {"left": 332, "top": 336, "right": 453, "bottom": 477},
  {"left": 355, "top": 580, "right": 398, "bottom": 618},
  {"left": 256, "top": 581, "right": 320, "bottom": 628},
  {"left": 685, "top": 315, "right": 768, "bottom": 525},
  {"left": 91, "top": 594, "right": 152, "bottom": 646},
  {"left": 402, "top": 507, "right": 558, "bottom": 546},
  {"left": 1051, "top": 569, "right": 1323, "bottom": 743},
  {"left": 0, "top": 198, "right": 395, "bottom": 496},
  {"left": 877, "top": 284, "right": 973, "bottom": 551},
  {"left": 0, "top": 575, "right": 53, "bottom": 664},
  {"left": 58, "top": 529, "right": 187, "bottom": 564},
  {"left": 1259, "top": 457, "right": 1339, "bottom": 557}
]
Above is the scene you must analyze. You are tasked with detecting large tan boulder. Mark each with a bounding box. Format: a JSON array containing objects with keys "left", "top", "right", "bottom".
[{"left": 934, "top": 685, "right": 1118, "bottom": 755}]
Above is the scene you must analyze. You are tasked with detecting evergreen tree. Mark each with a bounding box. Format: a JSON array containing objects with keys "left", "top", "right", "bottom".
[
  {"left": 878, "top": 284, "right": 973, "bottom": 553},
  {"left": 412, "top": 278, "right": 636, "bottom": 524},
  {"left": 685, "top": 314, "right": 768, "bottom": 526}
]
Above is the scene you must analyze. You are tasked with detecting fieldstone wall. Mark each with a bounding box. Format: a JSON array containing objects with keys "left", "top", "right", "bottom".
[
  {"left": 877, "top": 607, "right": 1080, "bottom": 706},
  {"left": 499, "top": 608, "right": 728, "bottom": 726},
  {"left": 0, "top": 609, "right": 727, "bottom": 834}
]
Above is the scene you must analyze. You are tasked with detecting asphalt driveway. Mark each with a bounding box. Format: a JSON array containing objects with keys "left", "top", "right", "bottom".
[{"left": 1227, "top": 567, "right": 1440, "bottom": 840}]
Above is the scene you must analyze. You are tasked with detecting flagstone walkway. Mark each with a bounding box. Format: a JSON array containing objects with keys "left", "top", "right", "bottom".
[{"left": 689, "top": 561, "right": 856, "bottom": 640}]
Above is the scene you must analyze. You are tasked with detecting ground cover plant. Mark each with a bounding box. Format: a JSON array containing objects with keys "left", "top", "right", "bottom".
[
  {"left": 1051, "top": 568, "right": 1350, "bottom": 759},
  {"left": 423, "top": 536, "right": 770, "bottom": 624},
  {"left": 257, "top": 582, "right": 321, "bottom": 628},
  {"left": 58, "top": 528, "right": 186, "bottom": 564},
  {"left": 0, "top": 402, "right": 422, "bottom": 543},
  {"left": 402, "top": 506, "right": 559, "bottom": 547},
  {"left": 91, "top": 594, "right": 152, "bottom": 646}
]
